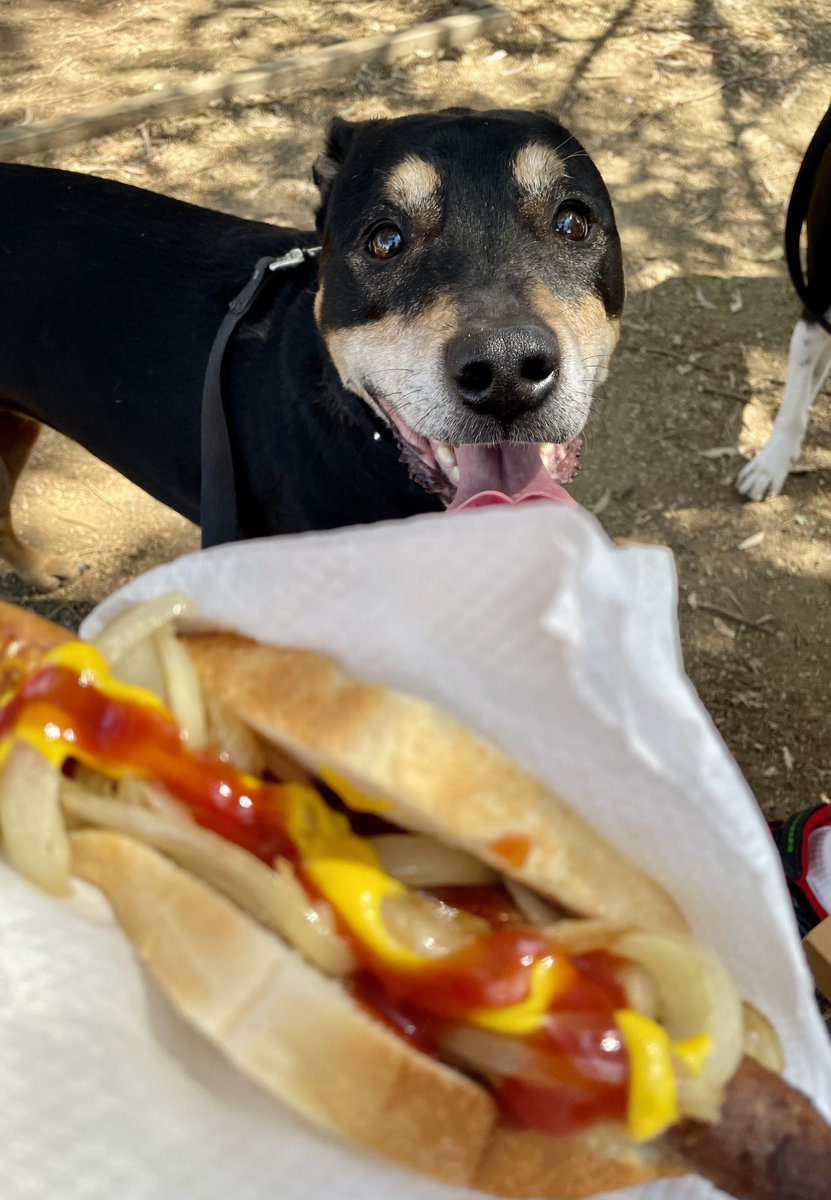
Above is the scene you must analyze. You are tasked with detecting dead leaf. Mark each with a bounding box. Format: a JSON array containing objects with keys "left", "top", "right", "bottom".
[
  {"left": 699, "top": 446, "right": 739, "bottom": 459},
  {"left": 738, "top": 530, "right": 765, "bottom": 551},
  {"left": 592, "top": 488, "right": 612, "bottom": 515},
  {"left": 689, "top": 208, "right": 716, "bottom": 226},
  {"left": 729, "top": 289, "right": 743, "bottom": 313}
]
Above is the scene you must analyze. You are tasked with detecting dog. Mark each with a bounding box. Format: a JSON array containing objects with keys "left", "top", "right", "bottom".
[
  {"left": 0, "top": 108, "right": 624, "bottom": 590},
  {"left": 737, "top": 105, "right": 831, "bottom": 501}
]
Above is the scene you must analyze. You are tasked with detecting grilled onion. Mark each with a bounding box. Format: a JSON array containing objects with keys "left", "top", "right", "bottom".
[
  {"left": 381, "top": 890, "right": 489, "bottom": 958},
  {"left": 504, "top": 879, "right": 563, "bottom": 926},
  {"left": 203, "top": 694, "right": 268, "bottom": 776},
  {"left": 742, "top": 1002, "right": 785, "bottom": 1073},
  {"left": 441, "top": 1023, "right": 533, "bottom": 1082},
  {"left": 614, "top": 930, "right": 743, "bottom": 1094},
  {"left": 153, "top": 623, "right": 207, "bottom": 748},
  {"left": 94, "top": 591, "right": 195, "bottom": 666},
  {"left": 370, "top": 833, "right": 497, "bottom": 888},
  {"left": 0, "top": 742, "right": 70, "bottom": 896},
  {"left": 61, "top": 782, "right": 355, "bottom": 976}
]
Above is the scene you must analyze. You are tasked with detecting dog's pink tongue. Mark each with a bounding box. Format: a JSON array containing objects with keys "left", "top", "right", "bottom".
[{"left": 448, "top": 443, "right": 577, "bottom": 511}]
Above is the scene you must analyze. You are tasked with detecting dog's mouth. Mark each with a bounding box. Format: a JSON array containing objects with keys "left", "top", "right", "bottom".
[
  {"left": 447, "top": 441, "right": 581, "bottom": 510},
  {"left": 375, "top": 399, "right": 581, "bottom": 511}
]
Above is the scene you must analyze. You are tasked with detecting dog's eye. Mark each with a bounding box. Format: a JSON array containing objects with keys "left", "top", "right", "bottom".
[
  {"left": 553, "top": 204, "right": 592, "bottom": 242},
  {"left": 366, "top": 223, "right": 404, "bottom": 260}
]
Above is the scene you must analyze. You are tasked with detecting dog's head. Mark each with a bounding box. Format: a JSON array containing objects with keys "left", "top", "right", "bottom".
[{"left": 312, "top": 108, "right": 624, "bottom": 507}]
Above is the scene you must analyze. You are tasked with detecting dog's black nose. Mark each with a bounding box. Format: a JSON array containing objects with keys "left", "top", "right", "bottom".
[{"left": 446, "top": 325, "right": 560, "bottom": 419}]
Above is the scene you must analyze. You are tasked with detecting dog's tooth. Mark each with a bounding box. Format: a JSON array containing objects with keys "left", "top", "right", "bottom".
[
  {"left": 539, "top": 442, "right": 556, "bottom": 470},
  {"left": 435, "top": 444, "right": 457, "bottom": 470},
  {"left": 447, "top": 464, "right": 461, "bottom": 485}
]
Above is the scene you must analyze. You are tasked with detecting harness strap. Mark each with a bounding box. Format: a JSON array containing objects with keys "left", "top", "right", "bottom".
[
  {"left": 200, "top": 246, "right": 321, "bottom": 549},
  {"left": 784, "top": 102, "right": 831, "bottom": 336}
]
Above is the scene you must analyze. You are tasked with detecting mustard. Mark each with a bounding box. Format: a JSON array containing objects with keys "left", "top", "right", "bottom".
[
  {"left": 0, "top": 641, "right": 169, "bottom": 771},
  {"left": 471, "top": 955, "right": 577, "bottom": 1035},
  {"left": 672, "top": 1032, "right": 713, "bottom": 1078},
  {"left": 320, "top": 767, "right": 392, "bottom": 814},
  {"left": 616, "top": 1009, "right": 679, "bottom": 1141},
  {"left": 0, "top": 639, "right": 713, "bottom": 1143},
  {"left": 283, "top": 780, "right": 433, "bottom": 968}
]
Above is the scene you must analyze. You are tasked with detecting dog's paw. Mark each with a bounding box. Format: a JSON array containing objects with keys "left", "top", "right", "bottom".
[
  {"left": 23, "top": 554, "right": 84, "bottom": 593},
  {"left": 736, "top": 441, "right": 799, "bottom": 502}
]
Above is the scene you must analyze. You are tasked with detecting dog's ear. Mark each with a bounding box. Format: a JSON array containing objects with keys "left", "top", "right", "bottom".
[{"left": 313, "top": 117, "right": 359, "bottom": 229}]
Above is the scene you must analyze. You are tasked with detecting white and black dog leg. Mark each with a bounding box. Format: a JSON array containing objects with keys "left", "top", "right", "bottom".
[{"left": 737, "top": 312, "right": 831, "bottom": 500}]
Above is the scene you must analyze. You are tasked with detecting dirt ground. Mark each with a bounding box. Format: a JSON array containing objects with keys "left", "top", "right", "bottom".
[{"left": 0, "top": 0, "right": 829, "bottom": 823}]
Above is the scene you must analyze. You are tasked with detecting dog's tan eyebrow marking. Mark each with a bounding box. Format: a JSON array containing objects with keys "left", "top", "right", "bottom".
[
  {"left": 383, "top": 156, "right": 442, "bottom": 219},
  {"left": 512, "top": 142, "right": 567, "bottom": 199}
]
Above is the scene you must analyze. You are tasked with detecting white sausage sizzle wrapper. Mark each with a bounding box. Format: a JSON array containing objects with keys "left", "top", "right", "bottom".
[{"left": 2, "top": 503, "right": 830, "bottom": 1200}]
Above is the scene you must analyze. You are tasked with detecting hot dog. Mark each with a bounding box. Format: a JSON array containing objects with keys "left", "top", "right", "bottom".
[{"left": 0, "top": 595, "right": 829, "bottom": 1200}]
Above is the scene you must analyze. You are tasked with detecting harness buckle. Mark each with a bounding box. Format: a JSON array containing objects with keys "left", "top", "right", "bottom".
[{"left": 268, "top": 247, "right": 307, "bottom": 272}]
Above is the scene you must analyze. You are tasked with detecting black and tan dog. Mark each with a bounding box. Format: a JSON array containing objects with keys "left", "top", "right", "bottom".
[{"left": 0, "top": 108, "right": 624, "bottom": 590}]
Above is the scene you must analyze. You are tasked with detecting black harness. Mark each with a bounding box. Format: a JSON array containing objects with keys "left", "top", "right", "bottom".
[
  {"left": 784, "top": 102, "right": 831, "bottom": 337},
  {"left": 200, "top": 245, "right": 321, "bottom": 549}
]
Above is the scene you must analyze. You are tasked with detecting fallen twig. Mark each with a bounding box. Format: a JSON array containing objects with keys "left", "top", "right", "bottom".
[{"left": 695, "top": 602, "right": 776, "bottom": 634}]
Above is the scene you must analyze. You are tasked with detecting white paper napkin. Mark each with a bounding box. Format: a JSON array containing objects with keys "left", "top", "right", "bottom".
[{"left": 3, "top": 503, "right": 828, "bottom": 1200}]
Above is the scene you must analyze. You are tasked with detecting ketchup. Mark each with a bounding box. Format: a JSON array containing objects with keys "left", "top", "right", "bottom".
[
  {"left": 430, "top": 884, "right": 527, "bottom": 927},
  {"left": 352, "top": 950, "right": 631, "bottom": 1138},
  {"left": 489, "top": 833, "right": 531, "bottom": 868},
  {"left": 1, "top": 663, "right": 295, "bottom": 863},
  {"left": 1, "top": 655, "right": 635, "bottom": 1139},
  {"left": 371, "top": 929, "right": 561, "bottom": 1016}
]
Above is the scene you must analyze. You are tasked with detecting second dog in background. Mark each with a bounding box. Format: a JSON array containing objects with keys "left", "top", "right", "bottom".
[{"left": 738, "top": 105, "right": 831, "bottom": 502}]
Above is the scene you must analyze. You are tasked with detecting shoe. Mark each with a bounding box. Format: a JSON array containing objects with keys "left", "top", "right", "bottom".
[{"left": 769, "top": 806, "right": 831, "bottom": 938}]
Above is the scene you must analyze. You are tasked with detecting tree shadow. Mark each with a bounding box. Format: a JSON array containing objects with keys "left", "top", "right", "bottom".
[{"left": 0, "top": 15, "right": 33, "bottom": 121}]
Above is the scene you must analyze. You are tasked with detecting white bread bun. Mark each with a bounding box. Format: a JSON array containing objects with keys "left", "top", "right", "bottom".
[
  {"left": 181, "top": 631, "right": 686, "bottom": 934},
  {"left": 0, "top": 598, "right": 71, "bottom": 689},
  {"left": 7, "top": 602, "right": 826, "bottom": 1197},
  {"left": 70, "top": 828, "right": 684, "bottom": 1198}
]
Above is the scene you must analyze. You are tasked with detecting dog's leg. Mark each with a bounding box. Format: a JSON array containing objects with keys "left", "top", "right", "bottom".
[
  {"left": 0, "top": 411, "right": 81, "bottom": 591},
  {"left": 737, "top": 312, "right": 831, "bottom": 500}
]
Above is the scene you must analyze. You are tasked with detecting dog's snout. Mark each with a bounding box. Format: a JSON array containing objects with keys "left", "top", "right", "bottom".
[{"left": 446, "top": 325, "right": 560, "bottom": 418}]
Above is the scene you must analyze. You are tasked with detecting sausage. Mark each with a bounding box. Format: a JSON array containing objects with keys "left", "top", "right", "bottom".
[{"left": 667, "top": 1055, "right": 831, "bottom": 1200}]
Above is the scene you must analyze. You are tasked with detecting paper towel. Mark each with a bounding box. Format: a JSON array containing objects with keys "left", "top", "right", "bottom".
[{"left": 2, "top": 503, "right": 829, "bottom": 1200}]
